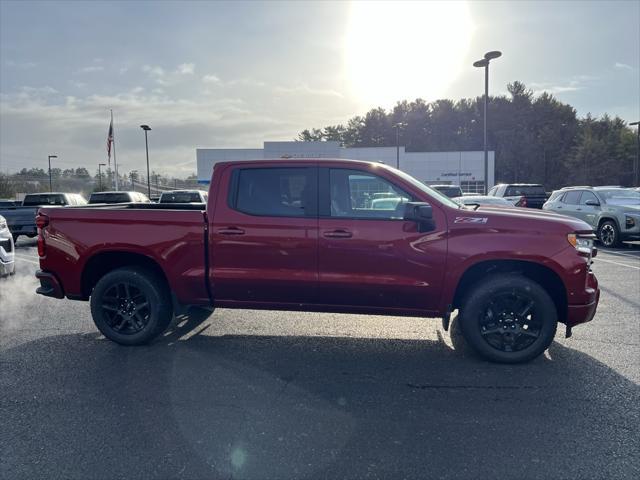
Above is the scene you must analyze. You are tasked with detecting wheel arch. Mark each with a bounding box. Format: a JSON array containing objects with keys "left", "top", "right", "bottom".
[
  {"left": 452, "top": 259, "right": 568, "bottom": 324},
  {"left": 597, "top": 215, "right": 620, "bottom": 232},
  {"left": 80, "top": 250, "right": 170, "bottom": 300}
]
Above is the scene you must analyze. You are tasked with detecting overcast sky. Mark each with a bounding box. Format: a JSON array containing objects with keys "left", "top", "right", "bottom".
[{"left": 1, "top": 0, "right": 638, "bottom": 177}]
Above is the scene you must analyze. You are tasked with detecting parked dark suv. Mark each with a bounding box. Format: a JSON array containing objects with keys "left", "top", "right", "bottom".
[{"left": 488, "top": 184, "right": 548, "bottom": 209}]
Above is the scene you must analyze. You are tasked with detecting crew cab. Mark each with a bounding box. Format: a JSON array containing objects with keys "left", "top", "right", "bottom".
[{"left": 35, "top": 160, "right": 600, "bottom": 363}]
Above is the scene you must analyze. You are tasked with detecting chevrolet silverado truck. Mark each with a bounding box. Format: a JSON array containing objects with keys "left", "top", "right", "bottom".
[{"left": 35, "top": 159, "right": 600, "bottom": 363}]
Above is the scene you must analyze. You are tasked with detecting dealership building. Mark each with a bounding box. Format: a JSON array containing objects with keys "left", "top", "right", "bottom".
[{"left": 196, "top": 141, "right": 495, "bottom": 193}]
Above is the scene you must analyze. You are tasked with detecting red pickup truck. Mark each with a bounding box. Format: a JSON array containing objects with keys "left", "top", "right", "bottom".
[{"left": 35, "top": 159, "right": 600, "bottom": 363}]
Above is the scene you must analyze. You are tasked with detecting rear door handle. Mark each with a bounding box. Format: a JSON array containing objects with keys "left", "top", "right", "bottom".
[
  {"left": 217, "top": 227, "right": 245, "bottom": 235},
  {"left": 323, "top": 229, "right": 353, "bottom": 238}
]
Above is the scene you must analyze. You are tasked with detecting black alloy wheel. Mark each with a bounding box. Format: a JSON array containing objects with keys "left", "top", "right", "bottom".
[
  {"left": 90, "top": 267, "right": 173, "bottom": 345},
  {"left": 458, "top": 275, "right": 558, "bottom": 363},
  {"left": 100, "top": 282, "right": 151, "bottom": 335}
]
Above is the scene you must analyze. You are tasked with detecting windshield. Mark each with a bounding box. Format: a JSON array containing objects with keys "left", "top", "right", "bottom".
[
  {"left": 434, "top": 186, "right": 463, "bottom": 198},
  {"left": 23, "top": 194, "right": 66, "bottom": 206},
  {"left": 598, "top": 189, "right": 640, "bottom": 205},
  {"left": 161, "top": 192, "right": 203, "bottom": 203},
  {"left": 388, "top": 167, "right": 461, "bottom": 208},
  {"left": 505, "top": 185, "right": 545, "bottom": 196}
]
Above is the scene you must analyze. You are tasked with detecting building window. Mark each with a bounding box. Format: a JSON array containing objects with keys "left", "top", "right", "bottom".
[{"left": 461, "top": 181, "right": 485, "bottom": 194}]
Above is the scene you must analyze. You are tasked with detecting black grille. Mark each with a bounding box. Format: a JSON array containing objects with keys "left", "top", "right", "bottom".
[{"left": 0, "top": 238, "right": 12, "bottom": 253}]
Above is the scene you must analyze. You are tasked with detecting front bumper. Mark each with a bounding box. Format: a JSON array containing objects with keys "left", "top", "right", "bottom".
[
  {"left": 35, "top": 270, "right": 65, "bottom": 298},
  {"left": 566, "top": 271, "right": 600, "bottom": 328}
]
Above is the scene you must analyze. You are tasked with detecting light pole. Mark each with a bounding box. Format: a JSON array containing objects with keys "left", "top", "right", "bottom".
[
  {"left": 473, "top": 50, "right": 502, "bottom": 194},
  {"left": 140, "top": 125, "right": 152, "bottom": 198},
  {"left": 630, "top": 121, "right": 639, "bottom": 186},
  {"left": 98, "top": 163, "right": 106, "bottom": 191},
  {"left": 393, "top": 122, "right": 406, "bottom": 169},
  {"left": 47, "top": 155, "right": 57, "bottom": 192}
]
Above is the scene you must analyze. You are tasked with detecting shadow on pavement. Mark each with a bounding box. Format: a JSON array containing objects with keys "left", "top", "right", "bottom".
[{"left": 2, "top": 317, "right": 638, "bottom": 480}]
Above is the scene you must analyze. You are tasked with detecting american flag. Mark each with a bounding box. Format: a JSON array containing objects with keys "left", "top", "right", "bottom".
[{"left": 106, "top": 117, "right": 113, "bottom": 164}]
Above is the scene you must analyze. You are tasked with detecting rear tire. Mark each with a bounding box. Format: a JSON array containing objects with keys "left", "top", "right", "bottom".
[
  {"left": 90, "top": 267, "right": 173, "bottom": 345},
  {"left": 458, "top": 275, "right": 557, "bottom": 363},
  {"left": 598, "top": 220, "right": 620, "bottom": 248}
]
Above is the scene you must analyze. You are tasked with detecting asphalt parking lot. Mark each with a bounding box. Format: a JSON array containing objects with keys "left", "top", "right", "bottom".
[{"left": 1, "top": 239, "right": 639, "bottom": 480}]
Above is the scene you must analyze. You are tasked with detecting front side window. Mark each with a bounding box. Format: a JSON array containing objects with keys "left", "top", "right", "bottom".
[
  {"left": 232, "top": 167, "right": 316, "bottom": 217},
  {"left": 580, "top": 191, "right": 599, "bottom": 205},
  {"left": 328, "top": 169, "right": 412, "bottom": 219}
]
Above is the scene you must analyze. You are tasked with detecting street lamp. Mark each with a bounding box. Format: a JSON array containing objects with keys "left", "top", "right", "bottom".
[
  {"left": 393, "top": 122, "right": 407, "bottom": 169},
  {"left": 140, "top": 125, "right": 152, "bottom": 198},
  {"left": 630, "top": 121, "right": 639, "bottom": 186},
  {"left": 473, "top": 50, "right": 502, "bottom": 194},
  {"left": 47, "top": 155, "right": 57, "bottom": 192},
  {"left": 98, "top": 163, "right": 106, "bottom": 191}
]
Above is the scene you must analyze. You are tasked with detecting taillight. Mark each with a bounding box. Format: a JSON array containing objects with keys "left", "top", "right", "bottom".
[
  {"left": 36, "top": 213, "right": 49, "bottom": 257},
  {"left": 36, "top": 213, "right": 49, "bottom": 229}
]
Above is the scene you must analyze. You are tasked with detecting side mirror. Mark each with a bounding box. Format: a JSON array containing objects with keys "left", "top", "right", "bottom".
[
  {"left": 404, "top": 202, "right": 435, "bottom": 232},
  {"left": 585, "top": 199, "right": 600, "bottom": 206}
]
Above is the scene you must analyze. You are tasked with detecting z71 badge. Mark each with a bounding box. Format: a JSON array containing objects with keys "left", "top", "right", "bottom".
[{"left": 454, "top": 217, "right": 488, "bottom": 224}]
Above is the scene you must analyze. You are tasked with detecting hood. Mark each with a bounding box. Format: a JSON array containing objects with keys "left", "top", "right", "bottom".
[{"left": 460, "top": 205, "right": 593, "bottom": 233}]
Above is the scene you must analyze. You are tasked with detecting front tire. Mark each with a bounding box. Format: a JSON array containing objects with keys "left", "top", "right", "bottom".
[
  {"left": 90, "top": 267, "right": 173, "bottom": 345},
  {"left": 458, "top": 275, "right": 557, "bottom": 363},
  {"left": 598, "top": 220, "right": 620, "bottom": 248}
]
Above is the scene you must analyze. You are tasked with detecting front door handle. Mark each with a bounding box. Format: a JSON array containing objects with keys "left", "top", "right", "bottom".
[
  {"left": 323, "top": 229, "right": 353, "bottom": 239},
  {"left": 218, "top": 227, "right": 245, "bottom": 235}
]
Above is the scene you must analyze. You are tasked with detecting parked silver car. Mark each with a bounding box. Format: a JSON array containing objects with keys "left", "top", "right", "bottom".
[
  {"left": 0, "top": 214, "right": 16, "bottom": 276},
  {"left": 543, "top": 186, "right": 640, "bottom": 247}
]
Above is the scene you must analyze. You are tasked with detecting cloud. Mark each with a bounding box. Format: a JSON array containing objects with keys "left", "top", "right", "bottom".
[
  {"left": 529, "top": 75, "right": 598, "bottom": 95},
  {"left": 614, "top": 62, "right": 634, "bottom": 71},
  {"left": 5, "top": 60, "right": 37, "bottom": 69},
  {"left": 274, "top": 84, "right": 343, "bottom": 98},
  {"left": 76, "top": 65, "right": 105, "bottom": 74},
  {"left": 176, "top": 63, "right": 195, "bottom": 75},
  {"left": 202, "top": 74, "right": 221, "bottom": 84}
]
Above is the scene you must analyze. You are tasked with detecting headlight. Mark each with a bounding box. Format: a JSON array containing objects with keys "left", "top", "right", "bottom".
[
  {"left": 567, "top": 233, "right": 594, "bottom": 255},
  {"left": 0, "top": 219, "right": 7, "bottom": 230}
]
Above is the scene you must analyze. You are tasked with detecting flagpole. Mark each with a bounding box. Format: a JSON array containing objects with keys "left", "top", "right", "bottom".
[{"left": 111, "top": 110, "right": 119, "bottom": 191}]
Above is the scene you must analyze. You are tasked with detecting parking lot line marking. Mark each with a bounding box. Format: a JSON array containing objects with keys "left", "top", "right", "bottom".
[
  {"left": 14, "top": 255, "right": 39, "bottom": 266},
  {"left": 600, "top": 250, "right": 640, "bottom": 261},
  {"left": 595, "top": 258, "right": 640, "bottom": 270}
]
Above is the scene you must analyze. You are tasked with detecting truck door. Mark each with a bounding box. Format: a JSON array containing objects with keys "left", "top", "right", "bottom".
[
  {"left": 209, "top": 165, "right": 318, "bottom": 304},
  {"left": 317, "top": 167, "right": 447, "bottom": 312}
]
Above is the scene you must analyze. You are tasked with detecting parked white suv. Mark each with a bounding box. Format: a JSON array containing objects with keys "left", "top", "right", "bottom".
[{"left": 0, "top": 215, "right": 16, "bottom": 276}]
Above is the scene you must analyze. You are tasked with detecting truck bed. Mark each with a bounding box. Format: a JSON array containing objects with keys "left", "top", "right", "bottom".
[{"left": 38, "top": 204, "right": 210, "bottom": 305}]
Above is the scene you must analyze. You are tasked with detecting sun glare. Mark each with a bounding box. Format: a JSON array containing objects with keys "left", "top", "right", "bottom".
[{"left": 345, "top": 1, "right": 473, "bottom": 108}]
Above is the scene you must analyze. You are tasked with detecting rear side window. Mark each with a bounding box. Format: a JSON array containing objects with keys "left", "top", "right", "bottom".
[
  {"left": 23, "top": 194, "right": 66, "bottom": 206},
  {"left": 230, "top": 167, "right": 316, "bottom": 217},
  {"left": 505, "top": 185, "right": 545, "bottom": 196},
  {"left": 562, "top": 190, "right": 582, "bottom": 204}
]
